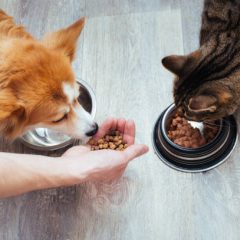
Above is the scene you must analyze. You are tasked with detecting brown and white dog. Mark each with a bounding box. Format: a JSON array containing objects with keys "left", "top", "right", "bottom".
[{"left": 0, "top": 9, "right": 98, "bottom": 141}]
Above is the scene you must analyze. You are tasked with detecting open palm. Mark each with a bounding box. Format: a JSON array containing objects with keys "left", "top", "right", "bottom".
[{"left": 62, "top": 118, "right": 148, "bottom": 183}]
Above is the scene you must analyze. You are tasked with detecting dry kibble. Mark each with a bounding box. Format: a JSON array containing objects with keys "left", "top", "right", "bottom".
[
  {"left": 88, "top": 130, "right": 128, "bottom": 151},
  {"left": 88, "top": 139, "right": 97, "bottom": 145},
  {"left": 109, "top": 136, "right": 114, "bottom": 141},
  {"left": 113, "top": 136, "right": 119, "bottom": 142},
  {"left": 115, "top": 140, "right": 122, "bottom": 146},
  {"left": 167, "top": 113, "right": 219, "bottom": 148},
  {"left": 118, "top": 144, "right": 124, "bottom": 149},
  {"left": 110, "top": 145, "right": 116, "bottom": 150},
  {"left": 98, "top": 139, "right": 104, "bottom": 144},
  {"left": 103, "top": 143, "right": 109, "bottom": 149}
]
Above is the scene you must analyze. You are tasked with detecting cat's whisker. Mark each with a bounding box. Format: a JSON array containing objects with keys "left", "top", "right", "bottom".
[{"left": 203, "top": 119, "right": 237, "bottom": 129}]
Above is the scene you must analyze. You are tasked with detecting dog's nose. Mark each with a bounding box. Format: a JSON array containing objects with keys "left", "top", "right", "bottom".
[{"left": 86, "top": 123, "right": 99, "bottom": 137}]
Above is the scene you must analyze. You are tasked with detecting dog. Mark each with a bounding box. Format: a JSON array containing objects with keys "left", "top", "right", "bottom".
[{"left": 0, "top": 9, "right": 98, "bottom": 141}]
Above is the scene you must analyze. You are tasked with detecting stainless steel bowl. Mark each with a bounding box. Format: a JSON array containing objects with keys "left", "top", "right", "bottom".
[
  {"left": 20, "top": 79, "right": 97, "bottom": 151},
  {"left": 152, "top": 104, "right": 238, "bottom": 173}
]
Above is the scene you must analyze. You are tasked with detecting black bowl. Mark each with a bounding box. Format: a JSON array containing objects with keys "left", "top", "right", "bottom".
[{"left": 152, "top": 104, "right": 238, "bottom": 172}]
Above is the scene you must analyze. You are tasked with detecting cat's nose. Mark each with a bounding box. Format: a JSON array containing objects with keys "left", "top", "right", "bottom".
[{"left": 86, "top": 122, "right": 99, "bottom": 136}]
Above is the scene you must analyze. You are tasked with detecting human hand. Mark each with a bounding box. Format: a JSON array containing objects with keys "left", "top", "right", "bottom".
[{"left": 61, "top": 118, "right": 148, "bottom": 184}]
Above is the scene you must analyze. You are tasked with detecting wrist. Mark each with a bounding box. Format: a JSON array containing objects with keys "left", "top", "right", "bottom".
[
  {"left": 0, "top": 153, "right": 71, "bottom": 197},
  {"left": 34, "top": 157, "right": 71, "bottom": 189},
  {"left": 17, "top": 155, "right": 70, "bottom": 191},
  {"left": 56, "top": 156, "right": 89, "bottom": 186},
  {"left": 0, "top": 152, "right": 89, "bottom": 198}
]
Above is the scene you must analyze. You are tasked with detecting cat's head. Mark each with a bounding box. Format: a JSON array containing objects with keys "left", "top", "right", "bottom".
[{"left": 162, "top": 49, "right": 237, "bottom": 121}]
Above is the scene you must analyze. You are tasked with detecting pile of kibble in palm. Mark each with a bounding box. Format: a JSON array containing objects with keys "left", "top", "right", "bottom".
[
  {"left": 88, "top": 130, "right": 128, "bottom": 151},
  {"left": 167, "top": 113, "right": 219, "bottom": 148}
]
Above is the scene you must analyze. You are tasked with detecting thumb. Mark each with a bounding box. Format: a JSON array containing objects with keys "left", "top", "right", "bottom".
[{"left": 122, "top": 144, "right": 149, "bottom": 162}]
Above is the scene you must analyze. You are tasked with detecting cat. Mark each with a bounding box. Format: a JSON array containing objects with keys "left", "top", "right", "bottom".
[{"left": 162, "top": 0, "right": 240, "bottom": 122}]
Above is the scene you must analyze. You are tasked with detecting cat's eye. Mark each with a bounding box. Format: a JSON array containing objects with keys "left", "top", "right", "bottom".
[{"left": 52, "top": 113, "right": 68, "bottom": 123}]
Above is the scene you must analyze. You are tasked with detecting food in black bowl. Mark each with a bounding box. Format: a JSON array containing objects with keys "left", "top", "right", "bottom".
[
  {"left": 152, "top": 104, "right": 238, "bottom": 173},
  {"left": 167, "top": 112, "right": 219, "bottom": 148}
]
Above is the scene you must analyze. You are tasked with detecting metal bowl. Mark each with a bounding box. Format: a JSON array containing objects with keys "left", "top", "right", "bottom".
[
  {"left": 152, "top": 104, "right": 238, "bottom": 173},
  {"left": 20, "top": 79, "right": 97, "bottom": 151}
]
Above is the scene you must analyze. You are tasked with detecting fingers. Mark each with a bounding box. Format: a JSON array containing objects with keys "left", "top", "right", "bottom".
[
  {"left": 92, "top": 118, "right": 136, "bottom": 144},
  {"left": 93, "top": 117, "right": 118, "bottom": 139},
  {"left": 123, "top": 120, "right": 135, "bottom": 145},
  {"left": 115, "top": 118, "right": 126, "bottom": 133},
  {"left": 122, "top": 144, "right": 149, "bottom": 162},
  {"left": 92, "top": 117, "right": 125, "bottom": 140}
]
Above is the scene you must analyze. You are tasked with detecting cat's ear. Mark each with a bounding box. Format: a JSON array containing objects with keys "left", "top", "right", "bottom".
[
  {"left": 162, "top": 55, "right": 188, "bottom": 76},
  {"left": 162, "top": 50, "right": 201, "bottom": 76},
  {"left": 188, "top": 95, "right": 217, "bottom": 113}
]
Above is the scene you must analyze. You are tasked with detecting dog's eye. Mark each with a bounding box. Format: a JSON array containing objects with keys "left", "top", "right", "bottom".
[{"left": 52, "top": 113, "right": 68, "bottom": 123}]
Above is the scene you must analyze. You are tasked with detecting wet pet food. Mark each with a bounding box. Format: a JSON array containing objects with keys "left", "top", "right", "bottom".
[
  {"left": 89, "top": 130, "right": 128, "bottom": 151},
  {"left": 167, "top": 113, "right": 219, "bottom": 148}
]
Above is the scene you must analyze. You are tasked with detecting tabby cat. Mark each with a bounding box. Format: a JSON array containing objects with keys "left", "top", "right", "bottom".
[{"left": 162, "top": 0, "right": 240, "bottom": 121}]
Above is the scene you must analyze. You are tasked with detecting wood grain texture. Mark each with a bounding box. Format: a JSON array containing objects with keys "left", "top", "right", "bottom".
[
  {"left": 180, "top": 0, "right": 204, "bottom": 53},
  {"left": 0, "top": 1, "right": 240, "bottom": 240},
  {"left": 85, "top": 0, "right": 179, "bottom": 17}
]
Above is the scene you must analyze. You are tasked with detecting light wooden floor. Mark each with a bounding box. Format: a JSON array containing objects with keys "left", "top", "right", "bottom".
[{"left": 1, "top": 1, "right": 240, "bottom": 240}]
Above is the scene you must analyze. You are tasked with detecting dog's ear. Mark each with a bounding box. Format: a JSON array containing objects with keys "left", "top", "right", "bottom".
[
  {"left": 0, "top": 89, "right": 27, "bottom": 139},
  {"left": 0, "top": 9, "right": 33, "bottom": 39},
  {"left": 42, "top": 18, "right": 85, "bottom": 62}
]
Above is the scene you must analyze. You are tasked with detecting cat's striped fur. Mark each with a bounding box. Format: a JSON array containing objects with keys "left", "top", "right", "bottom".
[{"left": 162, "top": 0, "right": 240, "bottom": 121}]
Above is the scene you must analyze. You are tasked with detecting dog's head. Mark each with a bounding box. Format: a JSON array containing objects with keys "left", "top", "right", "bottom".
[{"left": 0, "top": 17, "right": 98, "bottom": 140}]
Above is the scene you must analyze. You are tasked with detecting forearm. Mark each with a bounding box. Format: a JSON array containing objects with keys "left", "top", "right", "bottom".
[{"left": 0, "top": 153, "right": 77, "bottom": 198}]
